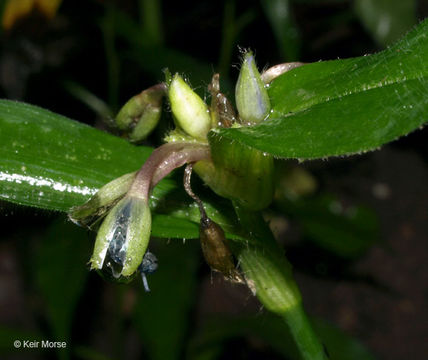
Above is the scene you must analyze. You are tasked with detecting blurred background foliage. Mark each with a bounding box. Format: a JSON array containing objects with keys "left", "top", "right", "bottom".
[{"left": 0, "top": 0, "right": 427, "bottom": 359}]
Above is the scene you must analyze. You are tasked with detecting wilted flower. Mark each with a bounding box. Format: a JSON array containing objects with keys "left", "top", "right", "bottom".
[{"left": 90, "top": 195, "right": 151, "bottom": 278}]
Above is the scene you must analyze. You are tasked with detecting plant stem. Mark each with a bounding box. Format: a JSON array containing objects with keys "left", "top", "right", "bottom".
[
  {"left": 281, "top": 304, "right": 328, "bottom": 360},
  {"left": 233, "top": 204, "right": 328, "bottom": 360},
  {"left": 128, "top": 142, "right": 210, "bottom": 200}
]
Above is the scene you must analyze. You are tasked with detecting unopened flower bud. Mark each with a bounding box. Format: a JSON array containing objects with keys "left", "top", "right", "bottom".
[
  {"left": 168, "top": 73, "right": 211, "bottom": 140},
  {"left": 68, "top": 171, "right": 137, "bottom": 228},
  {"left": 91, "top": 195, "right": 151, "bottom": 278},
  {"left": 116, "top": 84, "right": 166, "bottom": 143},
  {"left": 235, "top": 51, "right": 271, "bottom": 124}
]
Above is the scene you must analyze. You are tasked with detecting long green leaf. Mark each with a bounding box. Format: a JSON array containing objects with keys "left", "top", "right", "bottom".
[
  {"left": 0, "top": 100, "right": 150, "bottom": 210},
  {"left": 211, "top": 19, "right": 428, "bottom": 159}
]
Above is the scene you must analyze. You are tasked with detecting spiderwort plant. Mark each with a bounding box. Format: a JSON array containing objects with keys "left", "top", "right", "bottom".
[
  {"left": 1, "top": 17, "right": 427, "bottom": 360},
  {"left": 67, "top": 50, "right": 330, "bottom": 358}
]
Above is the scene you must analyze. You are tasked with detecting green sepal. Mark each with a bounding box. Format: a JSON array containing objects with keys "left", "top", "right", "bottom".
[{"left": 194, "top": 131, "right": 274, "bottom": 210}]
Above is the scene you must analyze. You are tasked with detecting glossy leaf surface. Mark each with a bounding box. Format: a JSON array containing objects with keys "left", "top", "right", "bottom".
[{"left": 0, "top": 100, "right": 150, "bottom": 210}]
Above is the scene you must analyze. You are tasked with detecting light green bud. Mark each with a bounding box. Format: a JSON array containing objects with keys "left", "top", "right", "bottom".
[
  {"left": 235, "top": 51, "right": 271, "bottom": 124},
  {"left": 168, "top": 73, "right": 211, "bottom": 140},
  {"left": 90, "top": 195, "right": 151, "bottom": 278}
]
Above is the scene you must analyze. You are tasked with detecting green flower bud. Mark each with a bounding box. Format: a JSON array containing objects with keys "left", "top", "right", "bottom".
[
  {"left": 115, "top": 84, "right": 166, "bottom": 143},
  {"left": 235, "top": 51, "right": 271, "bottom": 124},
  {"left": 168, "top": 73, "right": 211, "bottom": 140},
  {"left": 68, "top": 171, "right": 137, "bottom": 228},
  {"left": 90, "top": 195, "right": 151, "bottom": 278}
]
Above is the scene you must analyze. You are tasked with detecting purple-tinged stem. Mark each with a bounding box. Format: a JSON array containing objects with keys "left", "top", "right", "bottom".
[{"left": 127, "top": 142, "right": 210, "bottom": 200}]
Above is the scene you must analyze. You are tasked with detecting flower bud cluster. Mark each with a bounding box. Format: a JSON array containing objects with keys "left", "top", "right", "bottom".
[
  {"left": 70, "top": 50, "right": 276, "bottom": 288},
  {"left": 167, "top": 50, "right": 271, "bottom": 140}
]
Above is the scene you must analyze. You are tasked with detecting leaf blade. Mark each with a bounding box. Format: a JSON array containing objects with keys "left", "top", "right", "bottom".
[{"left": 0, "top": 99, "right": 151, "bottom": 210}]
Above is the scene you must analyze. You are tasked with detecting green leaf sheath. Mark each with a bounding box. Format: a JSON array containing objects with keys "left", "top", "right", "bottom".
[
  {"left": 232, "top": 205, "right": 328, "bottom": 360},
  {"left": 212, "top": 19, "right": 428, "bottom": 159}
]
